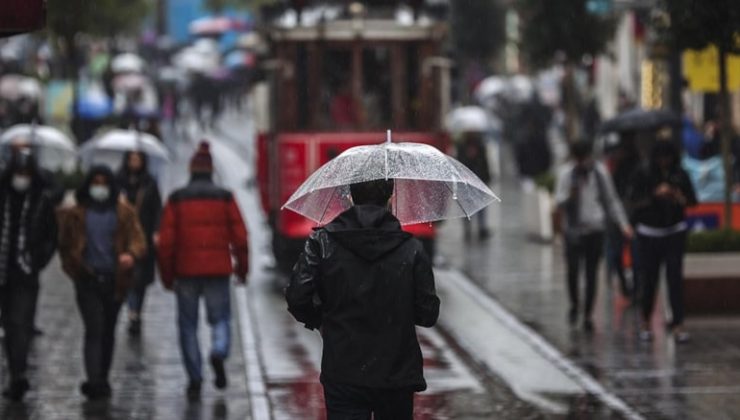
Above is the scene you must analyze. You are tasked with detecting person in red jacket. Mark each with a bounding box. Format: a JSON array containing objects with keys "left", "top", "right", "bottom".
[{"left": 157, "top": 141, "right": 249, "bottom": 401}]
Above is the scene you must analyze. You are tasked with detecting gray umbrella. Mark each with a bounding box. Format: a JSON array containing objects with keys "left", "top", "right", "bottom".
[
  {"left": 283, "top": 132, "right": 500, "bottom": 225},
  {"left": 600, "top": 108, "right": 680, "bottom": 133}
]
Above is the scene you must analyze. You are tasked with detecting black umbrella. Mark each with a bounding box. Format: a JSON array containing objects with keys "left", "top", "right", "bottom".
[{"left": 600, "top": 108, "right": 680, "bottom": 133}]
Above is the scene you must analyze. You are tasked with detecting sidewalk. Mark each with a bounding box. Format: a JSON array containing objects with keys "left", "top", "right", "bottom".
[
  {"left": 0, "top": 259, "right": 251, "bottom": 419},
  {"left": 436, "top": 148, "right": 740, "bottom": 419}
]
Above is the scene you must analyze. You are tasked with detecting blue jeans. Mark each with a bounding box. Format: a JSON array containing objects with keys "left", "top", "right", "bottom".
[{"left": 175, "top": 277, "right": 231, "bottom": 383}]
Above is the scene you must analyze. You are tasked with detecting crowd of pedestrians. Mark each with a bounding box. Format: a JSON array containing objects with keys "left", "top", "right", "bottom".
[
  {"left": 555, "top": 131, "right": 697, "bottom": 342},
  {"left": 0, "top": 142, "right": 250, "bottom": 403}
]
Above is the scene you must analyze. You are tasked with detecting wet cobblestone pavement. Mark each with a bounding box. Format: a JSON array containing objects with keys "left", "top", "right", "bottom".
[{"left": 437, "top": 155, "right": 740, "bottom": 419}]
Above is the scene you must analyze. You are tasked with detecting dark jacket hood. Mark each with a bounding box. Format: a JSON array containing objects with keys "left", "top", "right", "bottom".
[{"left": 323, "top": 205, "right": 411, "bottom": 262}]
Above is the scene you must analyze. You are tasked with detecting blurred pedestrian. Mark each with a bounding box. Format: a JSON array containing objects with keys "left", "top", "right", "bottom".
[
  {"left": 117, "top": 151, "right": 162, "bottom": 337},
  {"left": 57, "top": 166, "right": 146, "bottom": 400},
  {"left": 605, "top": 133, "right": 641, "bottom": 299},
  {"left": 286, "top": 179, "right": 440, "bottom": 420},
  {"left": 0, "top": 150, "right": 57, "bottom": 401},
  {"left": 630, "top": 141, "right": 697, "bottom": 342},
  {"left": 456, "top": 131, "right": 492, "bottom": 239},
  {"left": 555, "top": 142, "right": 633, "bottom": 331},
  {"left": 157, "top": 142, "right": 249, "bottom": 401}
]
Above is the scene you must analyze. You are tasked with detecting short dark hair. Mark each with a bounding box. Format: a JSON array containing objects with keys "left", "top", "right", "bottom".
[
  {"left": 570, "top": 141, "right": 593, "bottom": 160},
  {"left": 350, "top": 179, "right": 395, "bottom": 206}
]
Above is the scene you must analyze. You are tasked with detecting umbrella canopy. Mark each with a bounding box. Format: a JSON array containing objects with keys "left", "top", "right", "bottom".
[
  {"left": 17, "top": 77, "right": 42, "bottom": 99},
  {"left": 112, "top": 73, "right": 149, "bottom": 92},
  {"left": 0, "top": 74, "right": 24, "bottom": 100},
  {"left": 445, "top": 106, "right": 495, "bottom": 134},
  {"left": 283, "top": 136, "right": 500, "bottom": 225},
  {"left": 474, "top": 76, "right": 507, "bottom": 109},
  {"left": 600, "top": 108, "right": 680, "bottom": 133},
  {"left": 75, "top": 86, "right": 112, "bottom": 120},
  {"left": 111, "top": 53, "right": 145, "bottom": 73},
  {"left": 174, "top": 48, "right": 219, "bottom": 74},
  {"left": 0, "top": 124, "right": 77, "bottom": 172},
  {"left": 189, "top": 17, "right": 231, "bottom": 35},
  {"left": 80, "top": 129, "right": 169, "bottom": 167}
]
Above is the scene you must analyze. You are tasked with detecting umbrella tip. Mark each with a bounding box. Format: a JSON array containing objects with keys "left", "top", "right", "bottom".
[{"left": 386, "top": 129, "right": 391, "bottom": 143}]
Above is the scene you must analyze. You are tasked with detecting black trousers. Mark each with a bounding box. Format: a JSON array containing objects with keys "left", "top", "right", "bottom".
[
  {"left": 565, "top": 232, "right": 604, "bottom": 318},
  {"left": 638, "top": 231, "right": 687, "bottom": 327},
  {"left": 323, "top": 381, "right": 414, "bottom": 420},
  {"left": 75, "top": 275, "right": 122, "bottom": 385},
  {"left": 0, "top": 271, "right": 39, "bottom": 382}
]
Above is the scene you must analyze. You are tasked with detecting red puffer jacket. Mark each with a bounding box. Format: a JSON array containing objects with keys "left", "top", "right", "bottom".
[{"left": 157, "top": 176, "right": 249, "bottom": 288}]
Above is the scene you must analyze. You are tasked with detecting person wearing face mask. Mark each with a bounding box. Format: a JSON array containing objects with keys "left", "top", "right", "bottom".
[
  {"left": 116, "top": 151, "right": 162, "bottom": 338},
  {"left": 57, "top": 165, "right": 146, "bottom": 400},
  {"left": 0, "top": 150, "right": 57, "bottom": 401},
  {"left": 555, "top": 141, "right": 634, "bottom": 332}
]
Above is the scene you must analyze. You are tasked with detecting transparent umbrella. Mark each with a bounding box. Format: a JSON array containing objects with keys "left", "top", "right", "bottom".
[
  {"left": 283, "top": 132, "right": 500, "bottom": 225},
  {"left": 0, "top": 124, "right": 77, "bottom": 172},
  {"left": 79, "top": 129, "right": 169, "bottom": 178}
]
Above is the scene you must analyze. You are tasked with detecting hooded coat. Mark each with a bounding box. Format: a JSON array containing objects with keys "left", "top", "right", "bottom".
[
  {"left": 57, "top": 166, "right": 147, "bottom": 299},
  {"left": 286, "top": 205, "right": 439, "bottom": 391},
  {"left": 0, "top": 153, "right": 57, "bottom": 280}
]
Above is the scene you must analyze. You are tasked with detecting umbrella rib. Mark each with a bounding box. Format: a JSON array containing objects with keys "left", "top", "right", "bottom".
[
  {"left": 317, "top": 188, "right": 336, "bottom": 225},
  {"left": 444, "top": 181, "right": 470, "bottom": 219}
]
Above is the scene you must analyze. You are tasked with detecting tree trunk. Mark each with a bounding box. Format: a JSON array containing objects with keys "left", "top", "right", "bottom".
[
  {"left": 561, "top": 64, "right": 582, "bottom": 143},
  {"left": 718, "top": 43, "right": 733, "bottom": 230}
]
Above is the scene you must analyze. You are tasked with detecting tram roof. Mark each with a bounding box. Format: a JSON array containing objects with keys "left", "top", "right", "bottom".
[{"left": 268, "top": 19, "right": 446, "bottom": 42}]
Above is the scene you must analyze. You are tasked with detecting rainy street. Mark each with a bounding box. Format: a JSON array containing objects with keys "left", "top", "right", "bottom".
[
  {"left": 3, "top": 1, "right": 740, "bottom": 419},
  {"left": 0, "top": 104, "right": 712, "bottom": 420}
]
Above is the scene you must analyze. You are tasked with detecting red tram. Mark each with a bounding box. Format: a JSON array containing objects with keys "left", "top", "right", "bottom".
[{"left": 254, "top": 7, "right": 452, "bottom": 269}]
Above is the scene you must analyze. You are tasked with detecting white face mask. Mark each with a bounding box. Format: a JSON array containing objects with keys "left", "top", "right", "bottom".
[
  {"left": 89, "top": 185, "right": 110, "bottom": 202},
  {"left": 11, "top": 175, "right": 31, "bottom": 192}
]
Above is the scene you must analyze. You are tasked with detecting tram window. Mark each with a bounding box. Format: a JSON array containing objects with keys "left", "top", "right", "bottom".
[
  {"left": 362, "top": 47, "right": 392, "bottom": 129},
  {"left": 323, "top": 50, "right": 356, "bottom": 130}
]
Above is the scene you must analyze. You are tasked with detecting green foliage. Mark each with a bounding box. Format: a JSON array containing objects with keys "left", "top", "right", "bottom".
[
  {"left": 687, "top": 229, "right": 740, "bottom": 253},
  {"left": 46, "top": 0, "right": 150, "bottom": 40},
  {"left": 518, "top": 0, "right": 615, "bottom": 68},
  {"left": 665, "top": 0, "right": 740, "bottom": 53},
  {"left": 451, "top": 0, "right": 506, "bottom": 60}
]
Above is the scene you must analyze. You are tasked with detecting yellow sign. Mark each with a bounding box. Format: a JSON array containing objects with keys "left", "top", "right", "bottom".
[{"left": 683, "top": 45, "right": 740, "bottom": 92}]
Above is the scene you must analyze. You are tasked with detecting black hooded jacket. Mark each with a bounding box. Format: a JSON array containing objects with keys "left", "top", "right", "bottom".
[{"left": 286, "top": 205, "right": 439, "bottom": 391}]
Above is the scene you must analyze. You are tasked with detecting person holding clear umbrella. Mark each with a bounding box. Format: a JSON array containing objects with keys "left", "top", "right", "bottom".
[{"left": 284, "top": 133, "right": 497, "bottom": 418}]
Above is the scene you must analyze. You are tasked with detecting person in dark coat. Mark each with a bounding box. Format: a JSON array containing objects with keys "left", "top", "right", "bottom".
[
  {"left": 456, "top": 132, "right": 492, "bottom": 239},
  {"left": 286, "top": 179, "right": 440, "bottom": 420},
  {"left": 157, "top": 142, "right": 249, "bottom": 401},
  {"left": 0, "top": 150, "right": 57, "bottom": 401},
  {"left": 117, "top": 151, "right": 162, "bottom": 337},
  {"left": 630, "top": 141, "right": 697, "bottom": 342},
  {"left": 57, "top": 166, "right": 147, "bottom": 400}
]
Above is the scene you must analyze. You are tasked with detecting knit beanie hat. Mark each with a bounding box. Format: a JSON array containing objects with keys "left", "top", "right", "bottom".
[{"left": 190, "top": 141, "right": 213, "bottom": 173}]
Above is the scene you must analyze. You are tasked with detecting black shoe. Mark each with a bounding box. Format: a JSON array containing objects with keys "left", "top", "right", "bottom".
[
  {"left": 128, "top": 319, "right": 141, "bottom": 337},
  {"left": 3, "top": 379, "right": 29, "bottom": 401},
  {"left": 568, "top": 309, "right": 578, "bottom": 326},
  {"left": 210, "top": 355, "right": 227, "bottom": 389},
  {"left": 186, "top": 381, "right": 201, "bottom": 401},
  {"left": 33, "top": 326, "right": 43, "bottom": 336},
  {"left": 583, "top": 319, "right": 594, "bottom": 332},
  {"left": 80, "top": 381, "right": 108, "bottom": 400}
]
